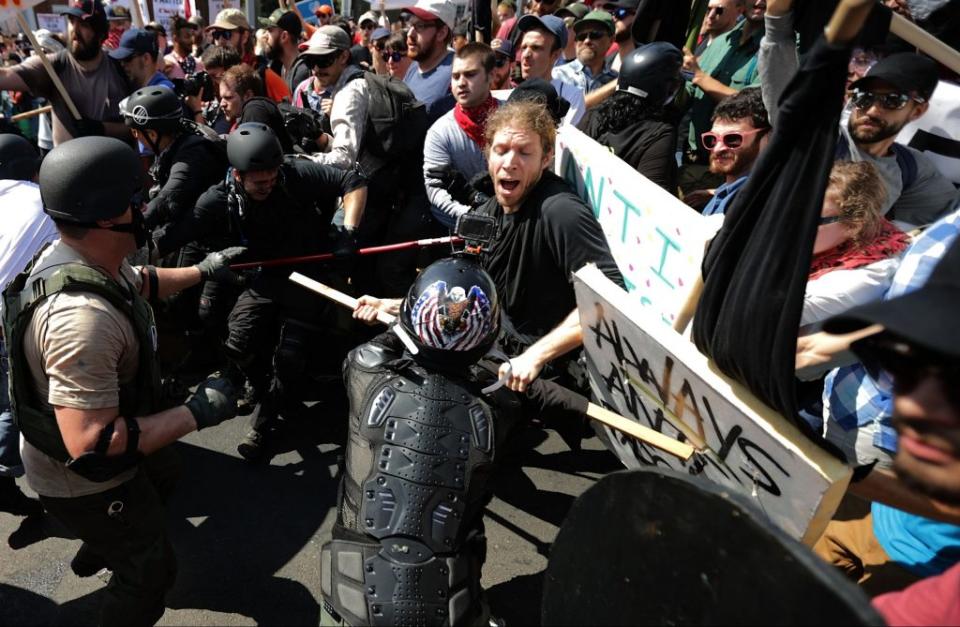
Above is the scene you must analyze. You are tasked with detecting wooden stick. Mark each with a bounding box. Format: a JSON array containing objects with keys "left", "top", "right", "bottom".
[
  {"left": 672, "top": 272, "right": 703, "bottom": 334},
  {"left": 289, "top": 272, "right": 396, "bottom": 325},
  {"left": 9, "top": 105, "right": 52, "bottom": 121},
  {"left": 587, "top": 402, "right": 694, "bottom": 460},
  {"left": 130, "top": 0, "right": 146, "bottom": 29},
  {"left": 15, "top": 12, "right": 81, "bottom": 120},
  {"left": 824, "top": 0, "right": 875, "bottom": 45},
  {"left": 890, "top": 13, "right": 960, "bottom": 75}
]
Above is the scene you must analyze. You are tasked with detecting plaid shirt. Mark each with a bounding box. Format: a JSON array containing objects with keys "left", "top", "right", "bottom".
[
  {"left": 822, "top": 205, "right": 960, "bottom": 465},
  {"left": 552, "top": 59, "right": 618, "bottom": 94}
]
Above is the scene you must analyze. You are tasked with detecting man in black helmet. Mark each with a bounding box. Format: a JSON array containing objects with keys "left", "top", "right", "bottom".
[
  {"left": 2, "top": 136, "right": 243, "bottom": 625},
  {"left": 155, "top": 123, "right": 369, "bottom": 461},
  {"left": 0, "top": 0, "right": 132, "bottom": 145},
  {"left": 578, "top": 42, "right": 683, "bottom": 192}
]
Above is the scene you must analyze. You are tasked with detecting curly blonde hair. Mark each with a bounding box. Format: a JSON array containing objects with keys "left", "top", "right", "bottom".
[
  {"left": 827, "top": 160, "right": 888, "bottom": 248},
  {"left": 484, "top": 100, "right": 556, "bottom": 156}
]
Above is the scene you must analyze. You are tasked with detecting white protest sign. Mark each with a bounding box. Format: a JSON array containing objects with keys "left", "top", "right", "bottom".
[
  {"left": 556, "top": 126, "right": 714, "bottom": 327},
  {"left": 152, "top": 0, "right": 185, "bottom": 32},
  {"left": 898, "top": 80, "right": 960, "bottom": 185},
  {"left": 36, "top": 12, "right": 65, "bottom": 32},
  {"left": 0, "top": 0, "right": 44, "bottom": 17},
  {"left": 575, "top": 265, "right": 851, "bottom": 544}
]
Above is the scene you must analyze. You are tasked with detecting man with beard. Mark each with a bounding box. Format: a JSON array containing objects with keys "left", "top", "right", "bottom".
[
  {"left": 489, "top": 38, "right": 515, "bottom": 90},
  {"left": 601, "top": 0, "right": 638, "bottom": 72},
  {"left": 259, "top": 9, "right": 311, "bottom": 93},
  {"left": 206, "top": 8, "right": 291, "bottom": 103},
  {"left": 424, "top": 42, "right": 500, "bottom": 229},
  {"left": 0, "top": 0, "right": 132, "bottom": 146},
  {"left": 681, "top": 0, "right": 765, "bottom": 192},
  {"left": 164, "top": 15, "right": 204, "bottom": 80},
  {"left": 403, "top": 0, "right": 457, "bottom": 124},
  {"left": 840, "top": 53, "right": 956, "bottom": 228},
  {"left": 686, "top": 87, "right": 769, "bottom": 215},
  {"left": 553, "top": 10, "right": 618, "bottom": 94}
]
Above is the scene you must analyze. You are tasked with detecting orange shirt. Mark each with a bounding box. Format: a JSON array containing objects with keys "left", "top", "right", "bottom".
[{"left": 264, "top": 67, "right": 291, "bottom": 103}]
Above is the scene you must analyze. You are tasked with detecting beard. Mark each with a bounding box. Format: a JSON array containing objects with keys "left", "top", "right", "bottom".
[
  {"left": 71, "top": 36, "right": 101, "bottom": 61},
  {"left": 848, "top": 113, "right": 902, "bottom": 144}
]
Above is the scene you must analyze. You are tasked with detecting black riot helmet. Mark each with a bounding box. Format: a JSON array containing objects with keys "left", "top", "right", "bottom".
[
  {"left": 399, "top": 257, "right": 500, "bottom": 367},
  {"left": 39, "top": 136, "right": 142, "bottom": 223},
  {"left": 0, "top": 133, "right": 41, "bottom": 181},
  {"left": 119, "top": 85, "right": 185, "bottom": 134},
  {"left": 227, "top": 123, "right": 284, "bottom": 172},
  {"left": 617, "top": 42, "right": 683, "bottom": 105}
]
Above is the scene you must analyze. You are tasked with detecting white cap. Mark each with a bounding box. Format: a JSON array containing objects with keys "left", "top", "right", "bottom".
[
  {"left": 298, "top": 25, "right": 352, "bottom": 55},
  {"left": 405, "top": 0, "right": 456, "bottom": 31},
  {"left": 357, "top": 11, "right": 379, "bottom": 26}
]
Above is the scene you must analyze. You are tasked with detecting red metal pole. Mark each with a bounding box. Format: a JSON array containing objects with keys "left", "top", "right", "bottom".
[{"left": 229, "top": 235, "right": 463, "bottom": 270}]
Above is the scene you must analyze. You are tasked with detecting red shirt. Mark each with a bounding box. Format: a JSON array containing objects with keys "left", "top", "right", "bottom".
[{"left": 873, "top": 561, "right": 960, "bottom": 625}]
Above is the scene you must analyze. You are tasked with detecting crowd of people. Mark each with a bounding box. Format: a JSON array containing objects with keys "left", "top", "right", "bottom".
[{"left": 0, "top": 0, "right": 958, "bottom": 624}]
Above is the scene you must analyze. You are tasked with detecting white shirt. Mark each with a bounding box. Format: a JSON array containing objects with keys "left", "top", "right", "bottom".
[
  {"left": 800, "top": 256, "right": 902, "bottom": 330},
  {"left": 0, "top": 180, "right": 58, "bottom": 315},
  {"left": 551, "top": 77, "right": 585, "bottom": 127}
]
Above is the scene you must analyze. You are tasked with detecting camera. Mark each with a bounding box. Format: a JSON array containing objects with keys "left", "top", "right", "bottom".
[
  {"left": 180, "top": 70, "right": 214, "bottom": 101},
  {"left": 454, "top": 214, "right": 496, "bottom": 248}
]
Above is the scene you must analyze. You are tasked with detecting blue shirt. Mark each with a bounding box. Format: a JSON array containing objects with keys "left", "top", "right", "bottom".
[
  {"left": 701, "top": 175, "right": 748, "bottom": 216},
  {"left": 552, "top": 58, "right": 617, "bottom": 94},
  {"left": 404, "top": 51, "right": 456, "bottom": 125},
  {"left": 147, "top": 71, "right": 175, "bottom": 90}
]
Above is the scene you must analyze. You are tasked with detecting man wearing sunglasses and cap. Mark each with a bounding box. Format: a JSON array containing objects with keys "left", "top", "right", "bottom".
[
  {"left": 553, "top": 10, "right": 618, "bottom": 95},
  {"left": 0, "top": 0, "right": 132, "bottom": 146},
  {"left": 207, "top": 8, "right": 291, "bottom": 104}
]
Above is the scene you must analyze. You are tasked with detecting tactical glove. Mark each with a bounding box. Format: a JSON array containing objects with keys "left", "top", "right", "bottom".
[
  {"left": 186, "top": 377, "right": 238, "bottom": 431},
  {"left": 195, "top": 246, "right": 247, "bottom": 284},
  {"left": 332, "top": 225, "right": 359, "bottom": 258},
  {"left": 426, "top": 165, "right": 471, "bottom": 205}
]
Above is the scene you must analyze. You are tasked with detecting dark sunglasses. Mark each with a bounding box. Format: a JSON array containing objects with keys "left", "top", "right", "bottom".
[
  {"left": 850, "top": 88, "right": 924, "bottom": 111},
  {"left": 305, "top": 52, "right": 341, "bottom": 69},
  {"left": 700, "top": 127, "right": 765, "bottom": 150},
  {"left": 818, "top": 215, "right": 843, "bottom": 226},
  {"left": 381, "top": 50, "right": 405, "bottom": 63},
  {"left": 605, "top": 7, "right": 635, "bottom": 20},
  {"left": 211, "top": 29, "right": 234, "bottom": 40},
  {"left": 575, "top": 30, "right": 609, "bottom": 42},
  {"left": 494, "top": 55, "right": 510, "bottom": 68},
  {"left": 853, "top": 337, "right": 960, "bottom": 399},
  {"left": 706, "top": 6, "right": 724, "bottom": 15}
]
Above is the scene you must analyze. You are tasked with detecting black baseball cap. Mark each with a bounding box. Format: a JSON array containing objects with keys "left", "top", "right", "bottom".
[
  {"left": 824, "top": 235, "right": 960, "bottom": 358},
  {"left": 849, "top": 52, "right": 940, "bottom": 101},
  {"left": 259, "top": 9, "right": 303, "bottom": 39},
  {"left": 509, "top": 78, "right": 570, "bottom": 124},
  {"left": 598, "top": 0, "right": 638, "bottom": 10},
  {"left": 61, "top": 0, "right": 107, "bottom": 21}
]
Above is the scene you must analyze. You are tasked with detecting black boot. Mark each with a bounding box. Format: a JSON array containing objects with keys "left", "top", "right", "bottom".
[{"left": 0, "top": 476, "right": 42, "bottom": 517}]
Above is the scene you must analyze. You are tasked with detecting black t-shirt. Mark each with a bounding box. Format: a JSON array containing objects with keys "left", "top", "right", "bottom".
[
  {"left": 350, "top": 44, "right": 372, "bottom": 68},
  {"left": 156, "top": 158, "right": 365, "bottom": 262},
  {"left": 476, "top": 170, "right": 624, "bottom": 342},
  {"left": 144, "top": 133, "right": 228, "bottom": 229},
  {"left": 578, "top": 112, "right": 678, "bottom": 194},
  {"left": 239, "top": 96, "right": 294, "bottom": 153}
]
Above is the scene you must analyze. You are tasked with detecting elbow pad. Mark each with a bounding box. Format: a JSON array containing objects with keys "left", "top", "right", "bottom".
[{"left": 65, "top": 417, "right": 143, "bottom": 482}]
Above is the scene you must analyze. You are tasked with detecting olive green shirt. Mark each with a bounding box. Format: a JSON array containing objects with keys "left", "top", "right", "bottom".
[{"left": 686, "top": 20, "right": 764, "bottom": 159}]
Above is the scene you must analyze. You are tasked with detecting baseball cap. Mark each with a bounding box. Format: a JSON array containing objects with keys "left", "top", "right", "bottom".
[
  {"left": 61, "top": 0, "right": 106, "bottom": 21},
  {"left": 509, "top": 77, "right": 570, "bottom": 124},
  {"left": 298, "top": 25, "right": 351, "bottom": 55},
  {"left": 358, "top": 10, "right": 379, "bottom": 26},
  {"left": 207, "top": 8, "right": 251, "bottom": 31},
  {"left": 371, "top": 27, "right": 391, "bottom": 41},
  {"left": 491, "top": 37, "right": 513, "bottom": 58},
  {"left": 315, "top": 4, "right": 333, "bottom": 15},
  {"left": 849, "top": 52, "right": 940, "bottom": 101},
  {"left": 258, "top": 9, "right": 303, "bottom": 39},
  {"left": 108, "top": 28, "right": 158, "bottom": 60},
  {"left": 575, "top": 9, "right": 614, "bottom": 34},
  {"left": 405, "top": 0, "right": 457, "bottom": 31},
  {"left": 825, "top": 237, "right": 960, "bottom": 359},
  {"left": 599, "top": 0, "right": 638, "bottom": 9},
  {"left": 517, "top": 14, "right": 567, "bottom": 49},
  {"left": 106, "top": 4, "right": 130, "bottom": 20},
  {"left": 556, "top": 2, "right": 590, "bottom": 21}
]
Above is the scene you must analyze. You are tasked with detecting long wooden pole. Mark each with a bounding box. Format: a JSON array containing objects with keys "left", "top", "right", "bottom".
[
  {"left": 889, "top": 12, "right": 960, "bottom": 75},
  {"left": 15, "top": 11, "right": 81, "bottom": 120},
  {"left": 8, "top": 104, "right": 52, "bottom": 121},
  {"left": 289, "top": 273, "right": 695, "bottom": 460}
]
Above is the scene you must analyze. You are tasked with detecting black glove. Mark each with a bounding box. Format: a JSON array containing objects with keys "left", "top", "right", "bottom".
[
  {"left": 426, "top": 165, "right": 471, "bottom": 205},
  {"left": 185, "top": 377, "right": 238, "bottom": 431},
  {"left": 332, "top": 225, "right": 359, "bottom": 258},
  {"left": 74, "top": 117, "right": 105, "bottom": 137},
  {"left": 195, "top": 246, "right": 247, "bottom": 284},
  {"left": 466, "top": 172, "right": 493, "bottom": 208}
]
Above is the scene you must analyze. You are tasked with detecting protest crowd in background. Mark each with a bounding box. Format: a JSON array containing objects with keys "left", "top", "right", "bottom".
[{"left": 0, "top": 0, "right": 959, "bottom": 624}]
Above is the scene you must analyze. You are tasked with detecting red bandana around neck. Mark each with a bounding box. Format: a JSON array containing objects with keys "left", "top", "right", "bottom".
[
  {"left": 808, "top": 218, "right": 912, "bottom": 280},
  {"left": 453, "top": 96, "right": 499, "bottom": 148}
]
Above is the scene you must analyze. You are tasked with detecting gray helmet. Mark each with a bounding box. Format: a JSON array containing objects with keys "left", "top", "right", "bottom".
[
  {"left": 0, "top": 133, "right": 41, "bottom": 181},
  {"left": 618, "top": 42, "right": 683, "bottom": 105},
  {"left": 120, "top": 85, "right": 184, "bottom": 133},
  {"left": 39, "top": 136, "right": 142, "bottom": 223},
  {"left": 227, "top": 123, "right": 283, "bottom": 172}
]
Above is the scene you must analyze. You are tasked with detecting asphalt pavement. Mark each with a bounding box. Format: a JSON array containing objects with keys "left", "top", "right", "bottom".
[{"left": 0, "top": 400, "right": 621, "bottom": 626}]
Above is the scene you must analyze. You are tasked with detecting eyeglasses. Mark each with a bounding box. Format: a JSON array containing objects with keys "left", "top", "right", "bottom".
[
  {"left": 305, "top": 52, "right": 341, "bottom": 68},
  {"left": 575, "top": 30, "right": 610, "bottom": 42},
  {"left": 605, "top": 7, "right": 635, "bottom": 20},
  {"left": 853, "top": 337, "right": 960, "bottom": 400},
  {"left": 381, "top": 50, "right": 405, "bottom": 63},
  {"left": 706, "top": 6, "right": 724, "bottom": 16},
  {"left": 211, "top": 29, "right": 234, "bottom": 41},
  {"left": 408, "top": 20, "right": 440, "bottom": 33},
  {"left": 494, "top": 55, "right": 510, "bottom": 68},
  {"left": 818, "top": 215, "right": 843, "bottom": 226},
  {"left": 850, "top": 88, "right": 924, "bottom": 111},
  {"left": 701, "top": 127, "right": 766, "bottom": 150}
]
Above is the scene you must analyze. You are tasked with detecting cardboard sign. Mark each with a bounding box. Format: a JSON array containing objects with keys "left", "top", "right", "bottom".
[
  {"left": 35, "top": 12, "right": 64, "bottom": 32},
  {"left": 0, "top": 0, "right": 44, "bottom": 17},
  {"left": 898, "top": 80, "right": 960, "bottom": 186},
  {"left": 556, "top": 126, "right": 714, "bottom": 327},
  {"left": 575, "top": 265, "right": 851, "bottom": 544}
]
